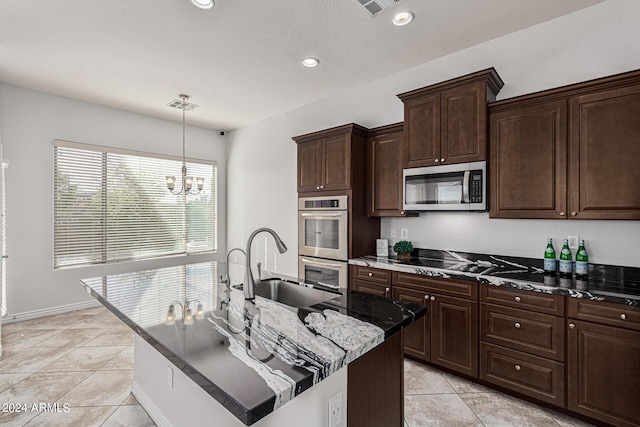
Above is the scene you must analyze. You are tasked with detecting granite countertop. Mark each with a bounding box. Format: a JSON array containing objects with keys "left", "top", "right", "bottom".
[
  {"left": 80, "top": 261, "right": 426, "bottom": 426},
  {"left": 349, "top": 248, "right": 640, "bottom": 307}
]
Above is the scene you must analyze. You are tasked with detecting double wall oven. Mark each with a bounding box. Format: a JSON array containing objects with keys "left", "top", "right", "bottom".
[{"left": 298, "top": 195, "right": 348, "bottom": 290}]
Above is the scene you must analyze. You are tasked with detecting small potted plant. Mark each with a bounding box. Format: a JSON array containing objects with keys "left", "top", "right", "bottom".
[{"left": 393, "top": 240, "right": 413, "bottom": 261}]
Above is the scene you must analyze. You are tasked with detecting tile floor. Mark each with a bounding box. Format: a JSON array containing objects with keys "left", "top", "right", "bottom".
[{"left": 1, "top": 307, "right": 594, "bottom": 427}]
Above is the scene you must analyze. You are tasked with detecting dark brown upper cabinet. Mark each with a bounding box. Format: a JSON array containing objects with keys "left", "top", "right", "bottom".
[
  {"left": 367, "top": 123, "right": 417, "bottom": 217},
  {"left": 293, "top": 124, "right": 368, "bottom": 193},
  {"left": 490, "top": 68, "right": 640, "bottom": 220},
  {"left": 398, "top": 68, "right": 504, "bottom": 168}
]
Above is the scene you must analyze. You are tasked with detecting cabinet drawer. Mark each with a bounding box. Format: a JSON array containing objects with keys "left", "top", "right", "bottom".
[
  {"left": 481, "top": 303, "right": 565, "bottom": 361},
  {"left": 481, "top": 342, "right": 565, "bottom": 407},
  {"left": 480, "top": 285, "right": 565, "bottom": 316},
  {"left": 567, "top": 298, "right": 640, "bottom": 332},
  {"left": 353, "top": 266, "right": 392, "bottom": 285},
  {"left": 394, "top": 272, "right": 477, "bottom": 300},
  {"left": 352, "top": 279, "right": 391, "bottom": 298}
]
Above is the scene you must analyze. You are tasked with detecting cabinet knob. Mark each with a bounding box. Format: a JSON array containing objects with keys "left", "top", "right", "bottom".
[
  {"left": 320, "top": 185, "right": 324, "bottom": 189},
  {"left": 385, "top": 287, "right": 390, "bottom": 292},
  {"left": 569, "top": 323, "right": 576, "bottom": 329},
  {"left": 424, "top": 295, "right": 429, "bottom": 300},
  {"left": 571, "top": 212, "right": 577, "bottom": 216},
  {"left": 514, "top": 322, "right": 521, "bottom": 329},
  {"left": 621, "top": 313, "right": 627, "bottom": 320},
  {"left": 440, "top": 158, "right": 445, "bottom": 162},
  {"left": 368, "top": 272, "right": 373, "bottom": 277},
  {"left": 515, "top": 365, "right": 521, "bottom": 371},
  {"left": 514, "top": 296, "right": 521, "bottom": 302},
  {"left": 430, "top": 296, "right": 435, "bottom": 301},
  {"left": 400, "top": 211, "right": 405, "bottom": 215},
  {"left": 316, "top": 186, "right": 320, "bottom": 190},
  {"left": 434, "top": 159, "right": 439, "bottom": 163},
  {"left": 560, "top": 212, "right": 566, "bottom": 216}
]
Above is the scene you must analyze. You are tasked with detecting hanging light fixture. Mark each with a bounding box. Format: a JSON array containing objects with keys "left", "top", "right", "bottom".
[{"left": 166, "top": 94, "right": 205, "bottom": 195}]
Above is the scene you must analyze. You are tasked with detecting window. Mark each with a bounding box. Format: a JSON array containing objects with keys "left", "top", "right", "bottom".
[{"left": 53, "top": 140, "right": 216, "bottom": 268}]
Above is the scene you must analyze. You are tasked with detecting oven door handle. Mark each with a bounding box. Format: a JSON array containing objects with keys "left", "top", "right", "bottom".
[
  {"left": 300, "top": 213, "right": 343, "bottom": 217},
  {"left": 462, "top": 171, "right": 470, "bottom": 204},
  {"left": 300, "top": 258, "right": 344, "bottom": 268}
]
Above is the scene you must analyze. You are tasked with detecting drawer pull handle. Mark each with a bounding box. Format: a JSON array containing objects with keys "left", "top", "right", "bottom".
[
  {"left": 368, "top": 272, "right": 373, "bottom": 277},
  {"left": 515, "top": 365, "right": 521, "bottom": 371},
  {"left": 569, "top": 323, "right": 576, "bottom": 329},
  {"left": 514, "top": 296, "right": 521, "bottom": 302},
  {"left": 430, "top": 296, "right": 436, "bottom": 301},
  {"left": 621, "top": 313, "right": 626, "bottom": 320},
  {"left": 514, "top": 322, "right": 521, "bottom": 329}
]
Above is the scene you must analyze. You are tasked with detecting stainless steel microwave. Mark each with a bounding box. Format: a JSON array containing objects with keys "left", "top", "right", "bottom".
[{"left": 403, "top": 161, "right": 487, "bottom": 211}]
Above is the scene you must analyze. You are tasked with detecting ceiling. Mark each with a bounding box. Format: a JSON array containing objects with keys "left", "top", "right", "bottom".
[{"left": 0, "top": 0, "right": 604, "bottom": 131}]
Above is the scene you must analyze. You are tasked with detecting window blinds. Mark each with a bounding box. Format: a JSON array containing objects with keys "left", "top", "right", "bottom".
[{"left": 53, "top": 141, "right": 217, "bottom": 268}]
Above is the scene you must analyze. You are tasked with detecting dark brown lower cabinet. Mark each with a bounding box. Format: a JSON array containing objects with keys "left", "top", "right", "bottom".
[
  {"left": 568, "top": 320, "right": 640, "bottom": 427},
  {"left": 430, "top": 294, "right": 478, "bottom": 377},
  {"left": 392, "top": 286, "right": 429, "bottom": 361}
]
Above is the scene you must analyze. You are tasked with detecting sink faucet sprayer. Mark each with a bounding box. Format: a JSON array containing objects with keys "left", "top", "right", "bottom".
[{"left": 244, "top": 228, "right": 287, "bottom": 300}]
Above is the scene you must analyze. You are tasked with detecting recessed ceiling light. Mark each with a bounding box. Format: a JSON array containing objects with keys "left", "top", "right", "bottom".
[
  {"left": 392, "top": 11, "right": 414, "bottom": 26},
  {"left": 302, "top": 57, "right": 320, "bottom": 68},
  {"left": 190, "top": 0, "right": 214, "bottom": 10}
]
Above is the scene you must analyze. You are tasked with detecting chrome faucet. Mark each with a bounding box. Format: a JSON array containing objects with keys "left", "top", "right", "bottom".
[
  {"left": 244, "top": 228, "right": 287, "bottom": 300},
  {"left": 220, "top": 247, "right": 246, "bottom": 291}
]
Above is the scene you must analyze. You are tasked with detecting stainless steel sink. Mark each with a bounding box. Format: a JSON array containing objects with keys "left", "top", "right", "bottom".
[{"left": 238, "top": 279, "right": 341, "bottom": 307}]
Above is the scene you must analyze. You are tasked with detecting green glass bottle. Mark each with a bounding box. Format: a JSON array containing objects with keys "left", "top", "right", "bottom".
[
  {"left": 559, "top": 239, "right": 572, "bottom": 278},
  {"left": 543, "top": 238, "right": 557, "bottom": 276},
  {"left": 575, "top": 240, "right": 589, "bottom": 279}
]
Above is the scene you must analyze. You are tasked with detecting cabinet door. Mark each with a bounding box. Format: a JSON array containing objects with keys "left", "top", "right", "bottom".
[
  {"left": 431, "top": 294, "right": 478, "bottom": 377},
  {"left": 369, "top": 130, "right": 406, "bottom": 216},
  {"left": 351, "top": 279, "right": 391, "bottom": 298},
  {"left": 441, "top": 82, "right": 487, "bottom": 164},
  {"left": 322, "top": 134, "right": 350, "bottom": 191},
  {"left": 393, "top": 286, "right": 429, "bottom": 362},
  {"left": 568, "top": 320, "right": 640, "bottom": 426},
  {"left": 404, "top": 93, "right": 440, "bottom": 168},
  {"left": 297, "top": 139, "right": 322, "bottom": 192},
  {"left": 569, "top": 84, "right": 640, "bottom": 219},
  {"left": 489, "top": 101, "right": 568, "bottom": 219}
]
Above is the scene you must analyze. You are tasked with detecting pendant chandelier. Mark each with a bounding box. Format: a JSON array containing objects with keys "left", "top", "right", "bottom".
[{"left": 166, "top": 94, "right": 204, "bottom": 195}]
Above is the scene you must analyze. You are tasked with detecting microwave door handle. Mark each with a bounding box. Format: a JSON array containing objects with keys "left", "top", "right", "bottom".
[
  {"left": 463, "top": 171, "right": 470, "bottom": 203},
  {"left": 300, "top": 213, "right": 342, "bottom": 217},
  {"left": 300, "top": 258, "right": 343, "bottom": 268}
]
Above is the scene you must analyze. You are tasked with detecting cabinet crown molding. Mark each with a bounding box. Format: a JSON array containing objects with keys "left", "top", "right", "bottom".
[
  {"left": 397, "top": 67, "right": 504, "bottom": 102},
  {"left": 292, "top": 123, "right": 368, "bottom": 144}
]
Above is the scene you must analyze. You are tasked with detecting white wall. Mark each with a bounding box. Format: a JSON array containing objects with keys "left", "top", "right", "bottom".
[
  {"left": 227, "top": 0, "right": 640, "bottom": 273},
  {"left": 0, "top": 83, "right": 227, "bottom": 316}
]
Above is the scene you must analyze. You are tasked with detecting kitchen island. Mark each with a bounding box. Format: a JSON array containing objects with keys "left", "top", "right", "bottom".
[{"left": 80, "top": 261, "right": 426, "bottom": 426}]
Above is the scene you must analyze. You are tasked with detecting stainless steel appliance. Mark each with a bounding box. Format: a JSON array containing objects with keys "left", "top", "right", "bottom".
[
  {"left": 298, "top": 256, "right": 347, "bottom": 290},
  {"left": 403, "top": 161, "right": 487, "bottom": 211},
  {"left": 298, "top": 195, "right": 348, "bottom": 289}
]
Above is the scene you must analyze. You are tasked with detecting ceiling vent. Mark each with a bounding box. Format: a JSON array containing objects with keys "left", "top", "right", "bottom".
[
  {"left": 354, "top": 0, "right": 404, "bottom": 17},
  {"left": 167, "top": 98, "right": 199, "bottom": 111}
]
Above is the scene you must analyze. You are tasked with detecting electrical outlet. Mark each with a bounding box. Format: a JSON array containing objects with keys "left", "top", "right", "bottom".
[
  {"left": 167, "top": 366, "right": 174, "bottom": 389},
  {"left": 568, "top": 235, "right": 579, "bottom": 250},
  {"left": 328, "top": 391, "right": 342, "bottom": 427},
  {"left": 400, "top": 228, "right": 409, "bottom": 240},
  {"left": 390, "top": 229, "right": 396, "bottom": 239}
]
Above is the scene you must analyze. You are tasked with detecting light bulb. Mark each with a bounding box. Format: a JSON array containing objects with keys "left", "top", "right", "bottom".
[
  {"left": 184, "top": 306, "right": 194, "bottom": 325},
  {"left": 195, "top": 303, "right": 204, "bottom": 320},
  {"left": 165, "top": 305, "right": 176, "bottom": 325}
]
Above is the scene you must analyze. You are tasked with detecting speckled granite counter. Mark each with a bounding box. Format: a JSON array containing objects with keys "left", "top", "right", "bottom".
[
  {"left": 349, "top": 248, "right": 640, "bottom": 307},
  {"left": 80, "top": 261, "right": 426, "bottom": 425}
]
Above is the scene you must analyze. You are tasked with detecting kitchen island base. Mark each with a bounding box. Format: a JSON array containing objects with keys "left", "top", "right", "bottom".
[{"left": 133, "top": 335, "right": 349, "bottom": 427}]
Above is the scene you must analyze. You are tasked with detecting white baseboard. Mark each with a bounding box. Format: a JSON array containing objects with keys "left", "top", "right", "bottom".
[
  {"left": 1, "top": 300, "right": 101, "bottom": 324},
  {"left": 131, "top": 380, "right": 172, "bottom": 427}
]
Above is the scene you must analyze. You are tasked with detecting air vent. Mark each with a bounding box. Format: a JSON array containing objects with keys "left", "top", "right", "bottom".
[
  {"left": 167, "top": 98, "right": 199, "bottom": 111},
  {"left": 354, "top": 0, "right": 403, "bottom": 17}
]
